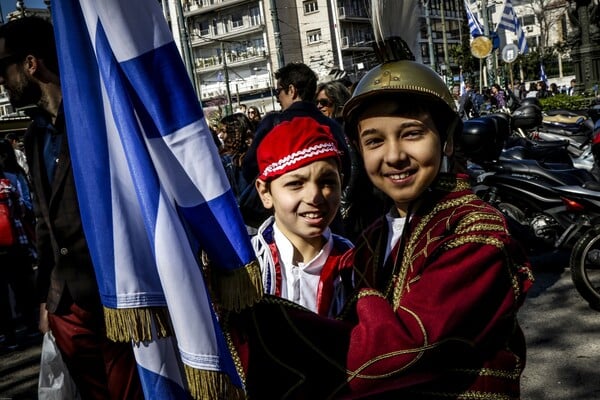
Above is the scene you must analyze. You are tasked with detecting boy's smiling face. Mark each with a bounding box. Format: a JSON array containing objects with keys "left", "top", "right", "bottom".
[
  {"left": 256, "top": 158, "right": 341, "bottom": 249},
  {"left": 357, "top": 109, "right": 447, "bottom": 217}
]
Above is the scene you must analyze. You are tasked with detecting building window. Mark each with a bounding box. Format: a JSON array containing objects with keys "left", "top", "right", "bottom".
[
  {"left": 249, "top": 6, "right": 261, "bottom": 26},
  {"left": 307, "top": 28, "right": 322, "bottom": 44},
  {"left": 231, "top": 12, "right": 244, "bottom": 29},
  {"left": 304, "top": 0, "right": 318, "bottom": 14},
  {"left": 522, "top": 14, "right": 535, "bottom": 26}
]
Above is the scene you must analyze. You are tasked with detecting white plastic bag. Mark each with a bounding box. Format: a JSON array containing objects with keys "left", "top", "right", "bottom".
[{"left": 38, "top": 331, "right": 81, "bottom": 400}]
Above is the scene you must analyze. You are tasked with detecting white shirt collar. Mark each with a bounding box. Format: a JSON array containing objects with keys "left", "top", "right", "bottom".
[{"left": 272, "top": 222, "right": 333, "bottom": 272}]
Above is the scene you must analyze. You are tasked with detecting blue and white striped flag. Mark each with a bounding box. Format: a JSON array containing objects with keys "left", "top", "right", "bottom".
[
  {"left": 459, "top": 69, "right": 466, "bottom": 96},
  {"left": 497, "top": 0, "right": 529, "bottom": 54},
  {"left": 52, "top": 0, "right": 262, "bottom": 398},
  {"left": 540, "top": 63, "right": 549, "bottom": 86},
  {"left": 464, "top": 1, "right": 484, "bottom": 37}
]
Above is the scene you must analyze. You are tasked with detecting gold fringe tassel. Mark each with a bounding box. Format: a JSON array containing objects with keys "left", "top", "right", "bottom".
[
  {"left": 184, "top": 365, "right": 246, "bottom": 400},
  {"left": 104, "top": 306, "right": 172, "bottom": 343},
  {"left": 217, "top": 260, "right": 263, "bottom": 312}
]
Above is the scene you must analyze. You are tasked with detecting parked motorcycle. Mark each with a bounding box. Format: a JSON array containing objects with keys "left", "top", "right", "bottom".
[
  {"left": 567, "top": 117, "right": 600, "bottom": 310},
  {"left": 461, "top": 113, "right": 600, "bottom": 257},
  {"left": 511, "top": 102, "right": 596, "bottom": 171}
]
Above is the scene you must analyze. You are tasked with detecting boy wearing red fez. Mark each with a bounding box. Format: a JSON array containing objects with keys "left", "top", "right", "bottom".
[{"left": 252, "top": 116, "right": 353, "bottom": 317}]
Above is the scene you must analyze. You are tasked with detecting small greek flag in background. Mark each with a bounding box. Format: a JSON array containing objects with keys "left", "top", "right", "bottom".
[
  {"left": 464, "top": 0, "right": 484, "bottom": 37},
  {"left": 497, "top": 0, "right": 529, "bottom": 54},
  {"left": 540, "top": 63, "right": 549, "bottom": 86}
]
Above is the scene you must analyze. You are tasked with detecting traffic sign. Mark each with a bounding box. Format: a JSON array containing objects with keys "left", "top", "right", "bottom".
[{"left": 501, "top": 43, "right": 519, "bottom": 64}]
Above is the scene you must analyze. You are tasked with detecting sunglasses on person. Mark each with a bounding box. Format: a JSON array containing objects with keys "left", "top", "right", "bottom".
[
  {"left": 315, "top": 98, "right": 333, "bottom": 108},
  {"left": 275, "top": 87, "right": 285, "bottom": 96}
]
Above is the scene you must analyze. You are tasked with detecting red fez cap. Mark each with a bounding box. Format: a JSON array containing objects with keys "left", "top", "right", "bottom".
[{"left": 257, "top": 117, "right": 341, "bottom": 181}]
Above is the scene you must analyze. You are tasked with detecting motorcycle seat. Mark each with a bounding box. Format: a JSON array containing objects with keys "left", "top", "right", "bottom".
[
  {"left": 501, "top": 146, "right": 573, "bottom": 166},
  {"left": 539, "top": 122, "right": 590, "bottom": 136},
  {"left": 494, "top": 159, "right": 595, "bottom": 186},
  {"left": 543, "top": 114, "right": 585, "bottom": 125},
  {"left": 545, "top": 109, "right": 583, "bottom": 118}
]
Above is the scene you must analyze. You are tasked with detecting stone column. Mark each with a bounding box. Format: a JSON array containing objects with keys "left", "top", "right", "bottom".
[{"left": 568, "top": 0, "right": 600, "bottom": 93}]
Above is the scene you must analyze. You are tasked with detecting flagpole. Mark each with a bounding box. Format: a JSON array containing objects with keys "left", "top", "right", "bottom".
[{"left": 479, "top": 58, "right": 483, "bottom": 93}]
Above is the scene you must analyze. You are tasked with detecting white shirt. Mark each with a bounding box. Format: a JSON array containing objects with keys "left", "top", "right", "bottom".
[
  {"left": 384, "top": 211, "right": 407, "bottom": 265},
  {"left": 273, "top": 223, "right": 333, "bottom": 313}
]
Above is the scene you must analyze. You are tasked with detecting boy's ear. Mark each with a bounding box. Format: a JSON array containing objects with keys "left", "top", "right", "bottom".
[{"left": 255, "top": 179, "right": 273, "bottom": 209}]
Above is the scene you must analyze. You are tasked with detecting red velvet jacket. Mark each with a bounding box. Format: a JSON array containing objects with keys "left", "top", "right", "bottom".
[{"left": 227, "top": 174, "right": 533, "bottom": 399}]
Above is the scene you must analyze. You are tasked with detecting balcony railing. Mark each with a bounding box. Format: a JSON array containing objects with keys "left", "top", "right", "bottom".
[
  {"left": 184, "top": 0, "right": 252, "bottom": 15},
  {"left": 199, "top": 74, "right": 271, "bottom": 100},
  {"left": 194, "top": 47, "right": 268, "bottom": 71},
  {"left": 337, "top": 6, "right": 369, "bottom": 20}
]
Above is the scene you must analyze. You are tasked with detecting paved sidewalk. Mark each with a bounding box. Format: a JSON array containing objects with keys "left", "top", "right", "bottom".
[
  {"left": 520, "top": 268, "right": 600, "bottom": 399},
  {"left": 0, "top": 341, "right": 41, "bottom": 399}
]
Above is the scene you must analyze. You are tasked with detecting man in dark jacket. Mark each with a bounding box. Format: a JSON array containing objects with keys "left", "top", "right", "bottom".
[{"left": 0, "top": 17, "right": 142, "bottom": 399}]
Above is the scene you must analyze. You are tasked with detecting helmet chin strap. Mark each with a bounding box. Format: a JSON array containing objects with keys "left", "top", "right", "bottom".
[
  {"left": 439, "top": 113, "right": 462, "bottom": 174},
  {"left": 440, "top": 152, "right": 450, "bottom": 173}
]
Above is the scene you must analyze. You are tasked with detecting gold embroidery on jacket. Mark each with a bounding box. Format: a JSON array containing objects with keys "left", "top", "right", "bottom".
[{"left": 391, "top": 193, "right": 480, "bottom": 309}]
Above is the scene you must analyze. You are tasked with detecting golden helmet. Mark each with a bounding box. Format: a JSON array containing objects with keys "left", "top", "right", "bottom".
[{"left": 343, "top": 59, "right": 458, "bottom": 140}]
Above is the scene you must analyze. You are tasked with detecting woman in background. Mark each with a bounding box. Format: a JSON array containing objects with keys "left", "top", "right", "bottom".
[
  {"left": 219, "top": 113, "right": 254, "bottom": 199},
  {"left": 315, "top": 81, "right": 351, "bottom": 121},
  {"left": 246, "top": 106, "right": 262, "bottom": 131}
]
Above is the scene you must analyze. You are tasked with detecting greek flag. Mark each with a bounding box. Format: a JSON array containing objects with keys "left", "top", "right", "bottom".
[
  {"left": 459, "top": 70, "right": 466, "bottom": 96},
  {"left": 52, "top": 0, "right": 261, "bottom": 398},
  {"left": 464, "top": 1, "right": 483, "bottom": 37},
  {"left": 497, "top": 0, "right": 529, "bottom": 54},
  {"left": 540, "top": 63, "right": 549, "bottom": 86}
]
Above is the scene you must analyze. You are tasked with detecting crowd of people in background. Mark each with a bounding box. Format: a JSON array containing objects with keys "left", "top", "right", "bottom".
[
  {"left": 0, "top": 132, "right": 38, "bottom": 352},
  {"left": 456, "top": 78, "right": 581, "bottom": 120}
]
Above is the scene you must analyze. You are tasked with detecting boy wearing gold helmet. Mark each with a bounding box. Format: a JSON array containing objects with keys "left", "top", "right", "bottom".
[{"left": 226, "top": 1, "right": 533, "bottom": 398}]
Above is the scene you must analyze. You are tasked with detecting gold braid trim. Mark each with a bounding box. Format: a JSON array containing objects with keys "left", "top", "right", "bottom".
[
  {"left": 104, "top": 306, "right": 171, "bottom": 343},
  {"left": 433, "top": 175, "right": 471, "bottom": 192},
  {"left": 450, "top": 367, "right": 522, "bottom": 380},
  {"left": 455, "top": 212, "right": 505, "bottom": 234},
  {"left": 221, "top": 312, "right": 247, "bottom": 387},
  {"left": 357, "top": 289, "right": 386, "bottom": 299},
  {"left": 216, "top": 260, "right": 263, "bottom": 312},
  {"left": 442, "top": 235, "right": 505, "bottom": 251},
  {"left": 409, "top": 390, "right": 516, "bottom": 400},
  {"left": 184, "top": 365, "right": 246, "bottom": 400},
  {"left": 456, "top": 223, "right": 506, "bottom": 235}
]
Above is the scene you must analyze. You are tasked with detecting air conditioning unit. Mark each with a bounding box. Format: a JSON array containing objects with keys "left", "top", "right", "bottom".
[{"left": 526, "top": 26, "right": 533, "bottom": 32}]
